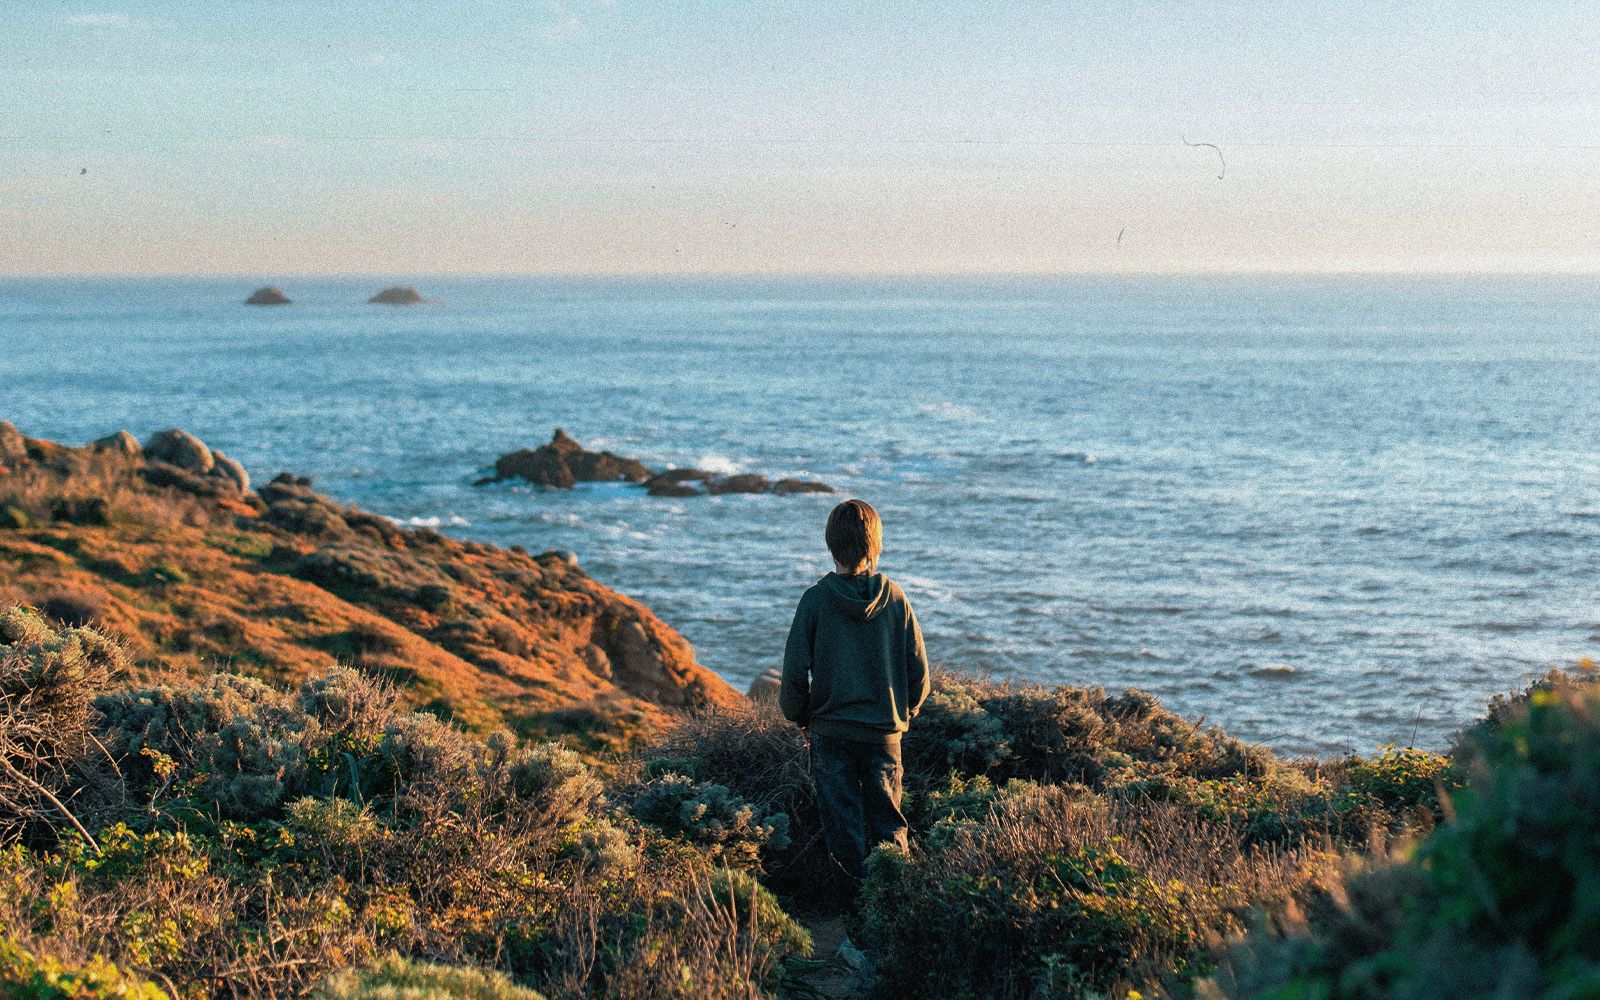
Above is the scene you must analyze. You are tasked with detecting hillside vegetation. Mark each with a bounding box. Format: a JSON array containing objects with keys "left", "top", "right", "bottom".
[
  {"left": 4, "top": 421, "right": 1597, "bottom": 999},
  {"left": 0, "top": 422, "right": 737, "bottom": 748}
]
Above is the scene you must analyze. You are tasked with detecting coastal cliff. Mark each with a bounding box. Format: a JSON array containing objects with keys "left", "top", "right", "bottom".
[{"left": 0, "top": 421, "right": 738, "bottom": 744}]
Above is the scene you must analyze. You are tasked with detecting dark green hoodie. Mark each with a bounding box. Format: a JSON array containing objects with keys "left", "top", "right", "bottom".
[{"left": 780, "top": 571, "right": 930, "bottom": 744}]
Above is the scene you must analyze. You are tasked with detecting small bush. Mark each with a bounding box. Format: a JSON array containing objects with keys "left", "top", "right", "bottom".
[
  {"left": 0, "top": 935, "right": 171, "bottom": 999},
  {"left": 314, "top": 954, "right": 546, "bottom": 1000},
  {"left": 0, "top": 608, "right": 126, "bottom": 844},
  {"left": 1204, "top": 665, "right": 1600, "bottom": 999},
  {"left": 860, "top": 783, "right": 1316, "bottom": 999},
  {"left": 629, "top": 774, "right": 791, "bottom": 870}
]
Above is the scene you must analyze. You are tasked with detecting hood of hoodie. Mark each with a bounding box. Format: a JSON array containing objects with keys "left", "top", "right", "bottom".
[{"left": 823, "top": 571, "right": 893, "bottom": 621}]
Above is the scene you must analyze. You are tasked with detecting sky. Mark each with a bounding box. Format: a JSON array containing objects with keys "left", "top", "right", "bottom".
[{"left": 3, "top": 1, "right": 1599, "bottom": 276}]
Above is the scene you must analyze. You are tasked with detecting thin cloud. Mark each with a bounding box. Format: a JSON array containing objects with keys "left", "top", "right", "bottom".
[
  {"left": 63, "top": 12, "right": 149, "bottom": 30},
  {"left": 542, "top": 2, "right": 582, "bottom": 41}
]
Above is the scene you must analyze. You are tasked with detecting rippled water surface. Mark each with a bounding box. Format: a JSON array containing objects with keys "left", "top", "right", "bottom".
[{"left": 4, "top": 275, "right": 1598, "bottom": 754}]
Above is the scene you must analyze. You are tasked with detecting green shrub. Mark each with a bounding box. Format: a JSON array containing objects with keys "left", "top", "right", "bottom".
[
  {"left": 860, "top": 782, "right": 1317, "bottom": 1000},
  {"left": 0, "top": 610, "right": 807, "bottom": 999},
  {"left": 314, "top": 954, "right": 546, "bottom": 999},
  {"left": 1, "top": 608, "right": 127, "bottom": 845},
  {"left": 1204, "top": 666, "right": 1600, "bottom": 999},
  {"left": 629, "top": 774, "right": 791, "bottom": 870},
  {"left": 0, "top": 935, "right": 170, "bottom": 999}
]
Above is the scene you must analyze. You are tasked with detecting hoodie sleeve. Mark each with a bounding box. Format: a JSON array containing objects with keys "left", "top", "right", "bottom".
[
  {"left": 779, "top": 593, "right": 814, "bottom": 726},
  {"left": 905, "top": 599, "right": 930, "bottom": 718}
]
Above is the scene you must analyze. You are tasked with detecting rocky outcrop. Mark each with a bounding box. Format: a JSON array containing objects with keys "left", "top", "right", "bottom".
[
  {"left": 747, "top": 668, "right": 783, "bottom": 704},
  {"left": 369, "top": 286, "right": 427, "bottom": 305},
  {"left": 91, "top": 431, "right": 142, "bottom": 457},
  {"left": 0, "top": 422, "right": 738, "bottom": 739},
  {"left": 145, "top": 428, "right": 214, "bottom": 474},
  {"left": 211, "top": 450, "right": 250, "bottom": 493},
  {"left": 486, "top": 431, "right": 834, "bottom": 497},
  {"left": 485, "top": 429, "right": 652, "bottom": 488},
  {"left": 0, "top": 422, "right": 26, "bottom": 473},
  {"left": 244, "top": 286, "right": 292, "bottom": 305}
]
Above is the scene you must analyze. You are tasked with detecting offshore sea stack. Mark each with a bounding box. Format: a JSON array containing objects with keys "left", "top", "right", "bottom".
[
  {"left": 369, "top": 285, "right": 428, "bottom": 305},
  {"left": 484, "top": 429, "right": 836, "bottom": 497},
  {"left": 0, "top": 421, "right": 739, "bottom": 738},
  {"left": 244, "top": 285, "right": 292, "bottom": 305}
]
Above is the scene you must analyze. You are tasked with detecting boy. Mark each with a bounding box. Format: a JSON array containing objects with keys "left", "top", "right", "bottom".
[{"left": 780, "top": 499, "right": 930, "bottom": 899}]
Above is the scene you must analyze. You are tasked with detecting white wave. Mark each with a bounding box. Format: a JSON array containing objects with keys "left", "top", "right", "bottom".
[
  {"left": 917, "top": 401, "right": 981, "bottom": 420},
  {"left": 695, "top": 454, "right": 742, "bottom": 475},
  {"left": 403, "top": 514, "right": 470, "bottom": 528}
]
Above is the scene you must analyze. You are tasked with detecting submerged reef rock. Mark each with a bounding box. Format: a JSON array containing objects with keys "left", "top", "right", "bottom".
[
  {"left": 486, "top": 431, "right": 834, "bottom": 498},
  {"left": 0, "top": 421, "right": 738, "bottom": 741},
  {"left": 773, "top": 478, "right": 837, "bottom": 495},
  {"left": 244, "top": 285, "right": 292, "bottom": 305},
  {"left": 368, "top": 285, "right": 428, "bottom": 305},
  {"left": 705, "top": 473, "right": 771, "bottom": 495}
]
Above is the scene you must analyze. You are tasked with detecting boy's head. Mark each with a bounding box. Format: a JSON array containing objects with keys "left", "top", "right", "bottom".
[{"left": 825, "top": 499, "right": 882, "bottom": 573}]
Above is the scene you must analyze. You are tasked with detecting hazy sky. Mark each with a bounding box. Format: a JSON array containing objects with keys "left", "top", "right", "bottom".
[{"left": 3, "top": 2, "right": 1598, "bottom": 275}]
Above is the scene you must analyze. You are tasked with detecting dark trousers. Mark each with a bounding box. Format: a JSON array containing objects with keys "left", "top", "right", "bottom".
[{"left": 809, "top": 734, "right": 908, "bottom": 890}]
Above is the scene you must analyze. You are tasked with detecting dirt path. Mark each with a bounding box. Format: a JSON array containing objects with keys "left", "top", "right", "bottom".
[{"left": 793, "top": 913, "right": 865, "bottom": 999}]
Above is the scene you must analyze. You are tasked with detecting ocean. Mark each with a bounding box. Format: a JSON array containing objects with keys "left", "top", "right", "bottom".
[{"left": 3, "top": 274, "right": 1597, "bottom": 755}]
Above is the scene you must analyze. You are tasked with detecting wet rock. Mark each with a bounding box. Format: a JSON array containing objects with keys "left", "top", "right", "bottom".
[
  {"left": 705, "top": 473, "right": 771, "bottom": 495},
  {"left": 145, "top": 429, "right": 215, "bottom": 475},
  {"left": 486, "top": 429, "right": 649, "bottom": 487},
  {"left": 567, "top": 449, "right": 651, "bottom": 483},
  {"left": 773, "top": 478, "right": 836, "bottom": 495},
  {"left": 244, "top": 285, "right": 292, "bottom": 305},
  {"left": 493, "top": 447, "right": 575, "bottom": 489},
  {"left": 368, "top": 286, "right": 427, "bottom": 305},
  {"left": 647, "top": 480, "right": 702, "bottom": 497}
]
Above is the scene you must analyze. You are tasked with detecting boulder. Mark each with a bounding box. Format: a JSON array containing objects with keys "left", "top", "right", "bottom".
[
  {"left": 368, "top": 286, "right": 426, "bottom": 305},
  {"left": 90, "top": 430, "right": 142, "bottom": 457},
  {"left": 649, "top": 468, "right": 714, "bottom": 485},
  {"left": 210, "top": 450, "right": 250, "bottom": 493},
  {"left": 773, "top": 478, "right": 836, "bottom": 495},
  {"left": 144, "top": 429, "right": 214, "bottom": 475},
  {"left": 705, "top": 473, "right": 771, "bottom": 495},
  {"left": 244, "top": 286, "right": 291, "bottom": 306},
  {"left": 747, "top": 668, "right": 783, "bottom": 704},
  {"left": 0, "top": 421, "right": 27, "bottom": 471}
]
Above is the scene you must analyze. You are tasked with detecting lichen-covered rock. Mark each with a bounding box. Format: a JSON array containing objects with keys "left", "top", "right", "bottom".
[
  {"left": 91, "top": 430, "right": 142, "bottom": 457},
  {"left": 145, "top": 428, "right": 215, "bottom": 474},
  {"left": 210, "top": 449, "right": 250, "bottom": 492}
]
